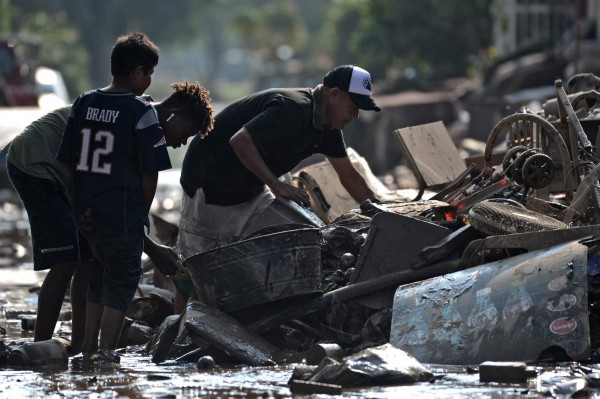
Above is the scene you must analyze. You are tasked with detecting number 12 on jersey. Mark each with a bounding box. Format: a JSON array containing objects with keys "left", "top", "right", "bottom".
[{"left": 76, "top": 128, "right": 115, "bottom": 174}]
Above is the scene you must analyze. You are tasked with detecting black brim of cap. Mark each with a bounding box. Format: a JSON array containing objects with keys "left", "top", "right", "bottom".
[{"left": 349, "top": 92, "right": 381, "bottom": 112}]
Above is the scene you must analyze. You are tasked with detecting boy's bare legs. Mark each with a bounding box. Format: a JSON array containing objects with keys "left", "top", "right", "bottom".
[
  {"left": 34, "top": 260, "right": 78, "bottom": 342},
  {"left": 81, "top": 304, "right": 125, "bottom": 354},
  {"left": 69, "top": 260, "right": 90, "bottom": 354},
  {"left": 99, "top": 307, "right": 126, "bottom": 350},
  {"left": 81, "top": 301, "right": 103, "bottom": 356}
]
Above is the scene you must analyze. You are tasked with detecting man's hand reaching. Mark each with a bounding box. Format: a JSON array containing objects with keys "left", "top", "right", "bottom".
[
  {"left": 270, "top": 180, "right": 310, "bottom": 207},
  {"left": 144, "top": 235, "right": 182, "bottom": 277}
]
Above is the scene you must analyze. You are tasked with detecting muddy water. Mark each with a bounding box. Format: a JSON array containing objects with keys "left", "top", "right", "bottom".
[{"left": 0, "top": 268, "right": 593, "bottom": 399}]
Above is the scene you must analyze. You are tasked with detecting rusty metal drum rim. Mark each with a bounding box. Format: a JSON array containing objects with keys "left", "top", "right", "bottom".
[{"left": 183, "top": 227, "right": 322, "bottom": 266}]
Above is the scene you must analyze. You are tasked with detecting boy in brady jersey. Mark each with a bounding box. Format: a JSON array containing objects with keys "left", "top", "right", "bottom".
[
  {"left": 57, "top": 32, "right": 170, "bottom": 363},
  {"left": 4, "top": 80, "right": 213, "bottom": 356}
]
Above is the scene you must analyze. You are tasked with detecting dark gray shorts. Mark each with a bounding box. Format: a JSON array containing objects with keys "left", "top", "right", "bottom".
[
  {"left": 7, "top": 162, "right": 90, "bottom": 270},
  {"left": 86, "top": 238, "right": 143, "bottom": 312}
]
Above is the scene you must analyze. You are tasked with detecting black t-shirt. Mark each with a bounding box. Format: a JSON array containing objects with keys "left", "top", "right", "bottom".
[{"left": 180, "top": 88, "right": 347, "bottom": 205}]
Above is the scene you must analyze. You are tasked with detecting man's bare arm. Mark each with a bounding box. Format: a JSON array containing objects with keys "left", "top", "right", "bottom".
[
  {"left": 327, "top": 155, "right": 377, "bottom": 203},
  {"left": 229, "top": 127, "right": 310, "bottom": 205}
]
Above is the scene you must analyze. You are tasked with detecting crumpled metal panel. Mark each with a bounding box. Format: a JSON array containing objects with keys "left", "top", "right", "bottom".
[
  {"left": 390, "top": 241, "right": 590, "bottom": 364},
  {"left": 184, "top": 300, "right": 277, "bottom": 366}
]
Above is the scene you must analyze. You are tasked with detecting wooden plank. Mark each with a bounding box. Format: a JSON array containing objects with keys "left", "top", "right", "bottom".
[{"left": 394, "top": 121, "right": 466, "bottom": 187}]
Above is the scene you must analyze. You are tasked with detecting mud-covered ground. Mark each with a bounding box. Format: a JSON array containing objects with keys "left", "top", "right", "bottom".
[{"left": 0, "top": 277, "right": 555, "bottom": 399}]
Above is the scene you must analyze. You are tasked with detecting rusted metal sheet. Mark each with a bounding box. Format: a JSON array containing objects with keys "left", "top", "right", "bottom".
[{"left": 390, "top": 241, "right": 590, "bottom": 364}]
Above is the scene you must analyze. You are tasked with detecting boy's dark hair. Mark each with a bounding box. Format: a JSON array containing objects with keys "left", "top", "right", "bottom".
[
  {"left": 164, "top": 81, "right": 214, "bottom": 138},
  {"left": 111, "top": 32, "right": 159, "bottom": 77}
]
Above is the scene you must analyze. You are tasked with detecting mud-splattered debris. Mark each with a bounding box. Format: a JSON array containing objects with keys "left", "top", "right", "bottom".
[
  {"left": 289, "top": 379, "right": 342, "bottom": 395},
  {"left": 479, "top": 361, "right": 530, "bottom": 383}
]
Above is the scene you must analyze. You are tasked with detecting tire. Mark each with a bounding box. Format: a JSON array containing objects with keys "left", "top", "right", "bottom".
[
  {"left": 512, "top": 148, "right": 540, "bottom": 185},
  {"left": 521, "top": 153, "right": 555, "bottom": 189},
  {"left": 502, "top": 145, "right": 529, "bottom": 180}
]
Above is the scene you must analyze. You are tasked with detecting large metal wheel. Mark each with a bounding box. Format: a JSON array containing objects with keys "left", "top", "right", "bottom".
[
  {"left": 484, "top": 112, "right": 572, "bottom": 200},
  {"left": 565, "top": 73, "right": 600, "bottom": 95}
]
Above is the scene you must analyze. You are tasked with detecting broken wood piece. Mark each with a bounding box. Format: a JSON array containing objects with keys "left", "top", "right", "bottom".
[
  {"left": 479, "top": 361, "right": 529, "bottom": 383},
  {"left": 289, "top": 380, "right": 342, "bottom": 395}
]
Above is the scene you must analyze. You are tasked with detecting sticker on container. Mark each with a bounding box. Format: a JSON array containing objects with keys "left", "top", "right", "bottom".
[
  {"left": 547, "top": 294, "right": 577, "bottom": 312},
  {"left": 548, "top": 275, "right": 568, "bottom": 292},
  {"left": 502, "top": 278, "right": 533, "bottom": 320},
  {"left": 549, "top": 317, "right": 577, "bottom": 335},
  {"left": 467, "top": 287, "right": 497, "bottom": 330}
]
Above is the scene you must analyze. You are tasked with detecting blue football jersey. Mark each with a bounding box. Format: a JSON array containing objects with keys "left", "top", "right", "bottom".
[{"left": 57, "top": 89, "right": 171, "bottom": 243}]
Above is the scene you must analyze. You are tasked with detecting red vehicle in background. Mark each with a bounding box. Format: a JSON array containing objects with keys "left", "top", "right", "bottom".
[{"left": 0, "top": 36, "right": 40, "bottom": 106}]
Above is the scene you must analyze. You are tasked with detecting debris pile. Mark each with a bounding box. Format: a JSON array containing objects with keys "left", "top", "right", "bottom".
[{"left": 4, "top": 73, "right": 600, "bottom": 396}]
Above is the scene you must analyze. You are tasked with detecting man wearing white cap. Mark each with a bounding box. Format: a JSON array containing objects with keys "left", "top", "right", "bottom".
[{"left": 178, "top": 64, "right": 381, "bottom": 256}]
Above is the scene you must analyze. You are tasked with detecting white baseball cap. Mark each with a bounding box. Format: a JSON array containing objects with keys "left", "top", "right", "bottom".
[{"left": 323, "top": 65, "right": 380, "bottom": 112}]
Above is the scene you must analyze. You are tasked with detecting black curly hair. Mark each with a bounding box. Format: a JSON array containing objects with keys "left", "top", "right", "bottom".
[{"left": 164, "top": 81, "right": 214, "bottom": 138}]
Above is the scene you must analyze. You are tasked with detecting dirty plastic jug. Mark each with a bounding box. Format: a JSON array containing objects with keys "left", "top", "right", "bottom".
[{"left": 7, "top": 339, "right": 68, "bottom": 368}]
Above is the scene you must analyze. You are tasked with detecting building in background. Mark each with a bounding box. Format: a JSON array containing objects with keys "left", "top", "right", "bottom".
[{"left": 463, "top": 0, "right": 600, "bottom": 140}]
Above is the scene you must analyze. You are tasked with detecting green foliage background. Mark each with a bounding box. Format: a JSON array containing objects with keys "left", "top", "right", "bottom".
[{"left": 0, "top": 0, "right": 493, "bottom": 101}]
